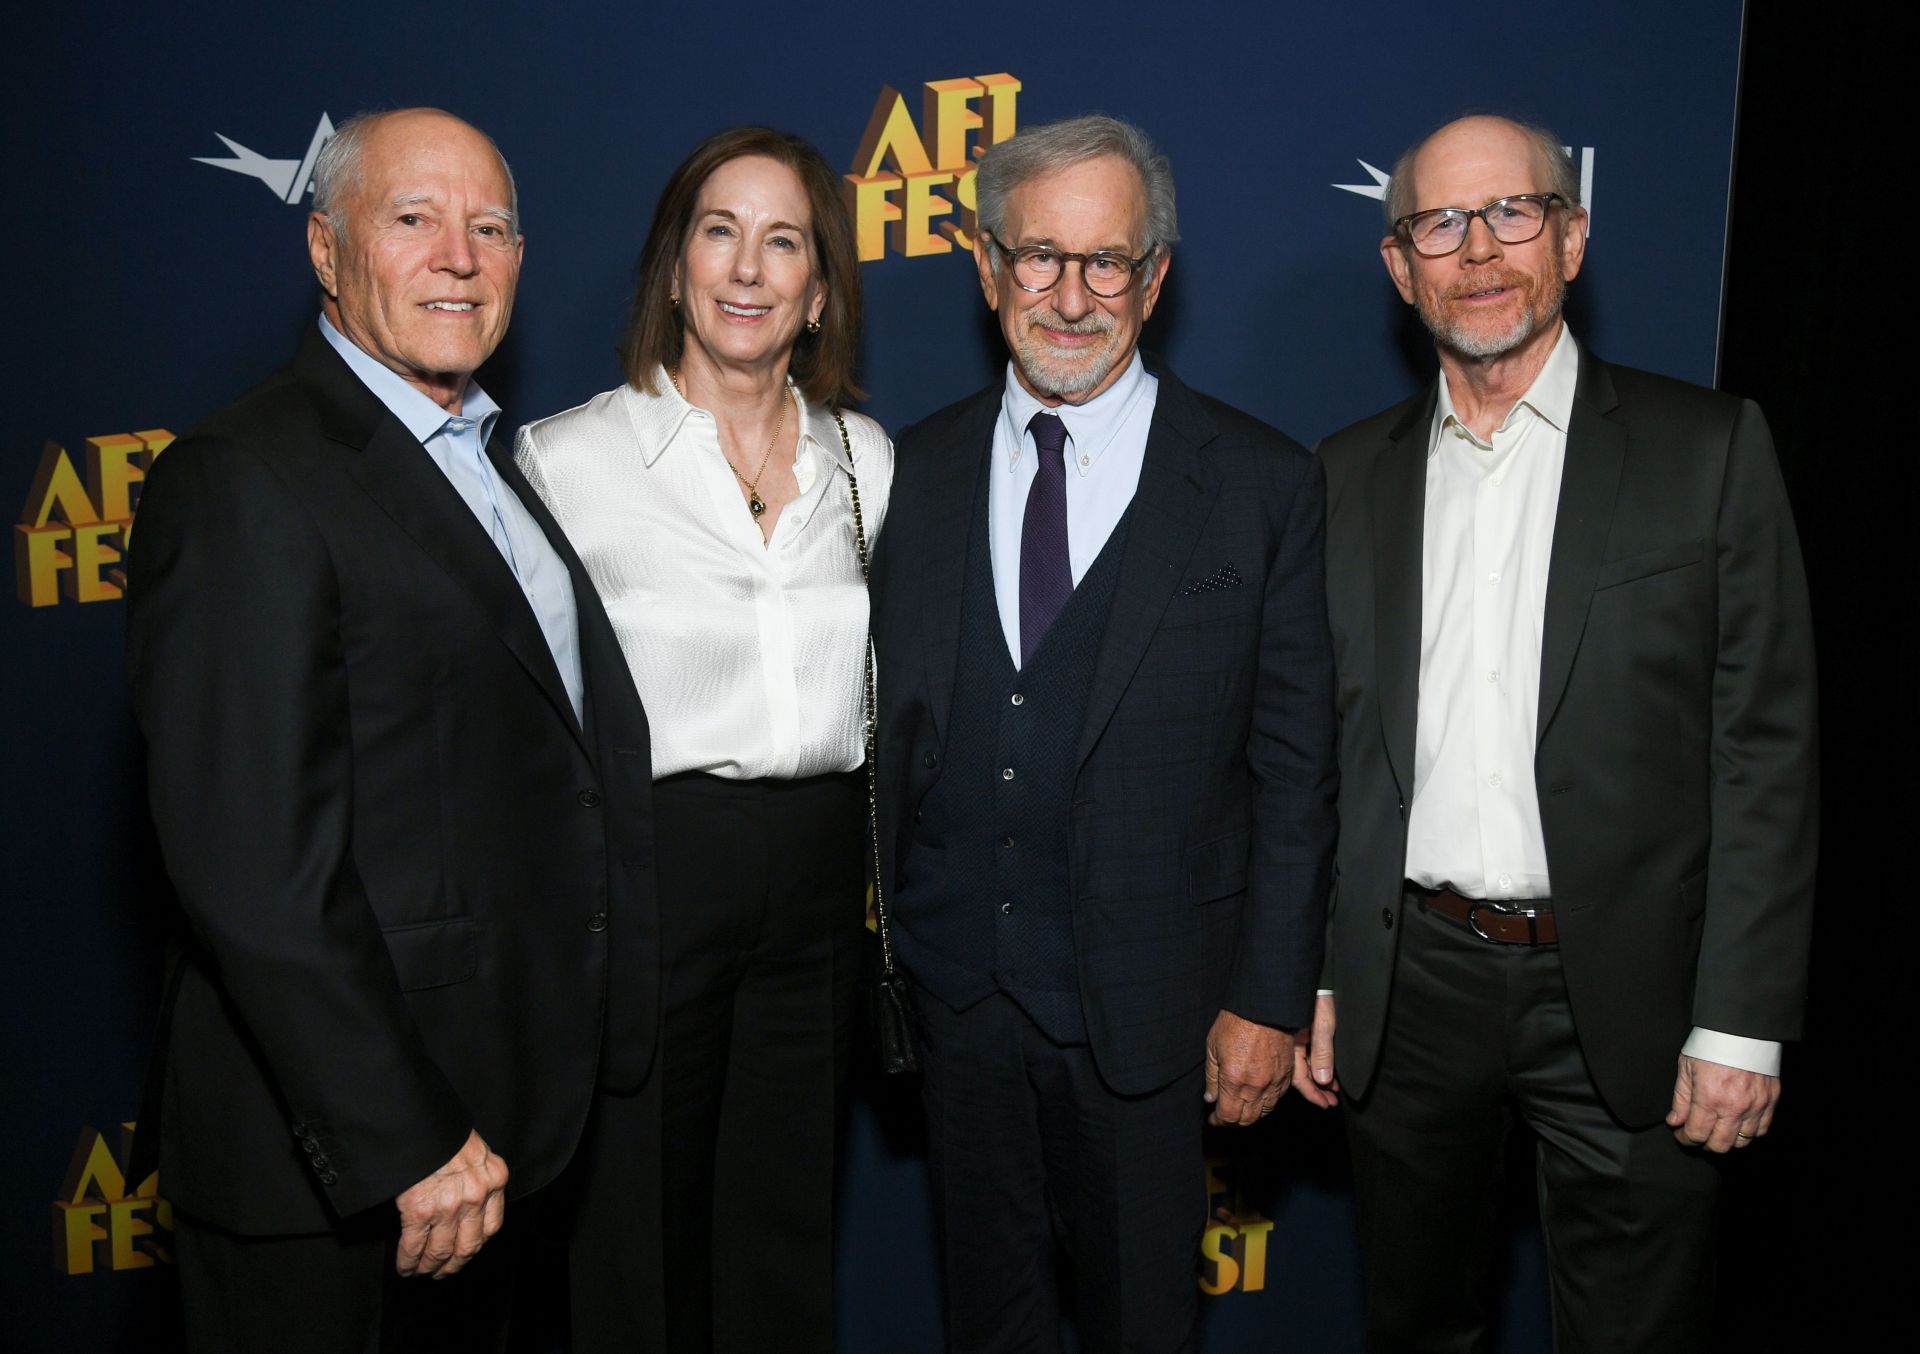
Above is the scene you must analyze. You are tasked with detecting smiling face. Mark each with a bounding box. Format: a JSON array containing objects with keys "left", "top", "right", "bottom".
[
  {"left": 974, "top": 154, "right": 1170, "bottom": 407},
  {"left": 673, "top": 154, "right": 824, "bottom": 385},
  {"left": 1382, "top": 117, "right": 1587, "bottom": 365},
  {"left": 307, "top": 111, "right": 522, "bottom": 411}
]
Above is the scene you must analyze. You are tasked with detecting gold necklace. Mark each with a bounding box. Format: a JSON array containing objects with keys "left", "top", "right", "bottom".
[{"left": 670, "top": 367, "right": 787, "bottom": 518}]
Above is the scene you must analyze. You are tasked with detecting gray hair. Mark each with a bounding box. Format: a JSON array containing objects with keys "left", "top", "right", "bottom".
[
  {"left": 1383, "top": 116, "right": 1580, "bottom": 228},
  {"left": 975, "top": 114, "right": 1178, "bottom": 266},
  {"left": 311, "top": 108, "right": 521, "bottom": 243}
]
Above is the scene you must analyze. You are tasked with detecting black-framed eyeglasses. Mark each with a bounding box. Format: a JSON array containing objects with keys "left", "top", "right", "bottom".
[
  {"left": 1393, "top": 193, "right": 1566, "bottom": 257},
  {"left": 987, "top": 235, "right": 1156, "bottom": 297}
]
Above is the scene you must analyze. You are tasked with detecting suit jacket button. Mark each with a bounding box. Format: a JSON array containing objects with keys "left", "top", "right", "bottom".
[
  {"left": 586, "top": 912, "right": 609, "bottom": 932},
  {"left": 1000, "top": 902, "right": 1013, "bottom": 914},
  {"left": 578, "top": 789, "right": 602, "bottom": 808},
  {"left": 318, "top": 1170, "right": 339, "bottom": 1186},
  {"left": 1382, "top": 908, "right": 1395, "bottom": 929},
  {"left": 923, "top": 751, "right": 938, "bottom": 769}
]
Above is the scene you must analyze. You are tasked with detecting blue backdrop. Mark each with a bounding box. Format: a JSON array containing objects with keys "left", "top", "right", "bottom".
[{"left": 2, "top": 2, "right": 1746, "bottom": 1347}]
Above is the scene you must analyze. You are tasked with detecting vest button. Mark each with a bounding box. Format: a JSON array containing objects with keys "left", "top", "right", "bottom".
[
  {"left": 1002, "top": 836, "right": 1014, "bottom": 848},
  {"left": 1000, "top": 902, "right": 1013, "bottom": 915},
  {"left": 1001, "top": 767, "right": 1015, "bottom": 780},
  {"left": 578, "top": 789, "right": 602, "bottom": 808},
  {"left": 1381, "top": 908, "right": 1395, "bottom": 929},
  {"left": 586, "top": 912, "right": 609, "bottom": 932},
  {"left": 923, "top": 751, "right": 938, "bottom": 769},
  {"left": 1010, "top": 693, "right": 1024, "bottom": 706}
]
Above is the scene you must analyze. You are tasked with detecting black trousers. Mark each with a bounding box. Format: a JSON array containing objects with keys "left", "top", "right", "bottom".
[
  {"left": 1344, "top": 894, "right": 1720, "bottom": 1354},
  {"left": 171, "top": 1188, "right": 564, "bottom": 1354},
  {"left": 569, "top": 770, "right": 865, "bottom": 1354},
  {"left": 917, "top": 988, "right": 1207, "bottom": 1354}
]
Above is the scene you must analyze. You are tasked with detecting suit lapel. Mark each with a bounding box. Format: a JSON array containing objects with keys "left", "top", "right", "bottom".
[
  {"left": 1369, "top": 390, "right": 1434, "bottom": 799},
  {"left": 300, "top": 333, "right": 588, "bottom": 753},
  {"left": 1074, "top": 371, "right": 1221, "bottom": 769},
  {"left": 1536, "top": 354, "right": 1625, "bottom": 742},
  {"left": 920, "top": 391, "right": 997, "bottom": 741}
]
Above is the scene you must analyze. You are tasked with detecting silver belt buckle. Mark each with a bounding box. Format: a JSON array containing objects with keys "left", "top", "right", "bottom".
[{"left": 1466, "top": 899, "right": 1538, "bottom": 945}]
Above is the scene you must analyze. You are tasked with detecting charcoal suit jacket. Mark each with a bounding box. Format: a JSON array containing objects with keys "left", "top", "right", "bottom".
[
  {"left": 872, "top": 363, "right": 1339, "bottom": 1095},
  {"left": 127, "top": 327, "right": 659, "bottom": 1234},
  {"left": 1318, "top": 348, "right": 1818, "bottom": 1125}
]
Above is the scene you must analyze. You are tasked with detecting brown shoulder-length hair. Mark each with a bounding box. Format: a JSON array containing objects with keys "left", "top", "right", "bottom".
[{"left": 621, "top": 126, "right": 864, "bottom": 406}]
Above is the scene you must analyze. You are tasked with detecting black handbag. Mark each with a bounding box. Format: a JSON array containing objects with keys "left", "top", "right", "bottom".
[{"left": 838, "top": 410, "right": 920, "bottom": 1074}]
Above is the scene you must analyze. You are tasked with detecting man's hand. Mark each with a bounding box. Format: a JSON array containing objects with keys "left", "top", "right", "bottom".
[
  {"left": 1204, "top": 1010, "right": 1297, "bottom": 1126},
  {"left": 395, "top": 1130, "right": 509, "bottom": 1278},
  {"left": 1291, "top": 993, "right": 1340, "bottom": 1109},
  {"left": 1666, "top": 1055, "right": 1780, "bottom": 1153}
]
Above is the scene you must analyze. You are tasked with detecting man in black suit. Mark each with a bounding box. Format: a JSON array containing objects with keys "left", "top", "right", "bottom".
[
  {"left": 872, "top": 114, "right": 1337, "bottom": 1353},
  {"left": 126, "top": 108, "right": 656, "bottom": 1351},
  {"left": 1306, "top": 115, "right": 1817, "bottom": 1351}
]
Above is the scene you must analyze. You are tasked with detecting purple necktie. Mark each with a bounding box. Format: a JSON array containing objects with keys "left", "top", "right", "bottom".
[{"left": 1019, "top": 411, "right": 1073, "bottom": 667}]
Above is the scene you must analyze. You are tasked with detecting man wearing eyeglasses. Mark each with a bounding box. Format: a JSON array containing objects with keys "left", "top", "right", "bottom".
[
  {"left": 1307, "top": 114, "right": 1816, "bottom": 1351},
  {"left": 871, "top": 114, "right": 1336, "bottom": 1352}
]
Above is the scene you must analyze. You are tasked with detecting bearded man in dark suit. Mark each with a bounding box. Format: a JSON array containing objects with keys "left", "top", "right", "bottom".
[
  {"left": 1304, "top": 114, "right": 1817, "bottom": 1352},
  {"left": 127, "top": 108, "right": 656, "bottom": 1352},
  {"left": 871, "top": 114, "right": 1337, "bottom": 1353}
]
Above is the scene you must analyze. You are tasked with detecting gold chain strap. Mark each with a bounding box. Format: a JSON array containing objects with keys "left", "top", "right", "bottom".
[{"left": 835, "top": 409, "right": 896, "bottom": 977}]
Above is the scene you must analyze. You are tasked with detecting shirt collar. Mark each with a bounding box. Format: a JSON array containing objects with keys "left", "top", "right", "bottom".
[
  {"left": 1430, "top": 323, "right": 1579, "bottom": 455},
  {"left": 623, "top": 364, "right": 852, "bottom": 475},
  {"left": 317, "top": 313, "right": 498, "bottom": 445},
  {"left": 998, "top": 350, "right": 1150, "bottom": 472}
]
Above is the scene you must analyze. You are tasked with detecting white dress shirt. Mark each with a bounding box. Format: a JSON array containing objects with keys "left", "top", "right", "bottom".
[
  {"left": 515, "top": 370, "right": 892, "bottom": 781},
  {"left": 318, "top": 314, "right": 583, "bottom": 723},
  {"left": 988, "top": 353, "right": 1157, "bottom": 664},
  {"left": 1401, "top": 324, "right": 1776, "bottom": 1076}
]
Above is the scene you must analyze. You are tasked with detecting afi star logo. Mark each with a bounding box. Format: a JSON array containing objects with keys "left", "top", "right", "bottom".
[{"left": 193, "top": 113, "right": 336, "bottom": 204}]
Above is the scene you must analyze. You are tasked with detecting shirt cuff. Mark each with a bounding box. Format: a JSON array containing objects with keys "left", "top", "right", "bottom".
[
  {"left": 1316, "top": 988, "right": 1334, "bottom": 997},
  {"left": 1680, "top": 1027, "right": 1781, "bottom": 1076}
]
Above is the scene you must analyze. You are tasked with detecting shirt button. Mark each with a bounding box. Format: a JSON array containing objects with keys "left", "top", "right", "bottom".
[
  {"left": 1487, "top": 773, "right": 1503, "bottom": 788},
  {"left": 1491, "top": 475, "right": 1504, "bottom": 486},
  {"left": 586, "top": 912, "right": 609, "bottom": 932},
  {"left": 1487, "top": 571, "right": 1501, "bottom": 584},
  {"left": 1496, "top": 874, "right": 1513, "bottom": 891},
  {"left": 1002, "top": 767, "right": 1015, "bottom": 781},
  {"left": 1079, "top": 456, "right": 1090, "bottom": 467},
  {"left": 1486, "top": 670, "right": 1499, "bottom": 685},
  {"left": 577, "top": 789, "right": 602, "bottom": 808},
  {"left": 1010, "top": 693, "right": 1024, "bottom": 706}
]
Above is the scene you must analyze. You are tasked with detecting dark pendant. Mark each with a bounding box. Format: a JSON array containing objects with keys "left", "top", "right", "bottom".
[{"left": 749, "top": 494, "right": 767, "bottom": 517}]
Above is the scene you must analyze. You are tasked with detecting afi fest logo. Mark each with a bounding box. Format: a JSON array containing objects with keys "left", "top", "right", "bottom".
[
  {"left": 1334, "top": 144, "right": 1597, "bottom": 228},
  {"left": 14, "top": 431, "right": 171, "bottom": 607},
  {"left": 1198, "top": 1155, "right": 1274, "bottom": 1296},
  {"left": 843, "top": 75, "right": 1020, "bottom": 262},
  {"left": 53, "top": 1124, "right": 172, "bottom": 1275},
  {"left": 193, "top": 112, "right": 337, "bottom": 203}
]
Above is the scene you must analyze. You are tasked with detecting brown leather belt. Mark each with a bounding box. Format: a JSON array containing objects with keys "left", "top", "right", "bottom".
[{"left": 1412, "top": 885, "right": 1558, "bottom": 945}]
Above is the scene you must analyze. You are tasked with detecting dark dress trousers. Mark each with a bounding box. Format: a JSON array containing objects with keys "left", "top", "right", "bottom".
[
  {"left": 873, "top": 365, "right": 1338, "bottom": 1350},
  {"left": 1318, "top": 350, "right": 1817, "bottom": 1352},
  {"left": 125, "top": 329, "right": 658, "bottom": 1348}
]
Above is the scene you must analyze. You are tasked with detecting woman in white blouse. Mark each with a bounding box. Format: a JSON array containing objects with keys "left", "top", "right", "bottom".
[{"left": 515, "top": 126, "right": 891, "bottom": 1354}]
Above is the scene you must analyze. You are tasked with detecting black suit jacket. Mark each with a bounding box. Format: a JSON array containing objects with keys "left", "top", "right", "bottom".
[
  {"left": 873, "top": 365, "right": 1338, "bottom": 1096},
  {"left": 1319, "top": 348, "right": 1818, "bottom": 1125},
  {"left": 126, "top": 328, "right": 659, "bottom": 1234}
]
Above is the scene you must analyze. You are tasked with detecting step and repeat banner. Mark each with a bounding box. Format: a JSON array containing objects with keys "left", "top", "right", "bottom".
[{"left": 3, "top": 2, "right": 1744, "bottom": 1347}]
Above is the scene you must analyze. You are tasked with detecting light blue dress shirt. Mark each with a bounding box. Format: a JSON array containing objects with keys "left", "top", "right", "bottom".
[
  {"left": 987, "top": 351, "right": 1158, "bottom": 665},
  {"left": 318, "top": 315, "right": 583, "bottom": 724}
]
